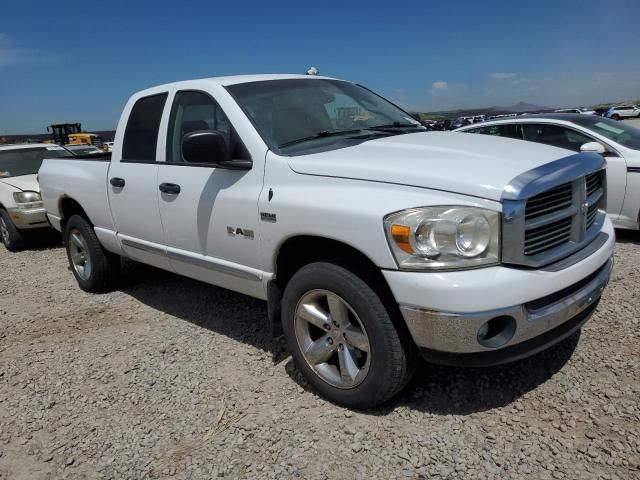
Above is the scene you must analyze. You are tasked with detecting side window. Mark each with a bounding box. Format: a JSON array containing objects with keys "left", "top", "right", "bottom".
[
  {"left": 122, "top": 93, "right": 168, "bottom": 162},
  {"left": 166, "top": 91, "right": 247, "bottom": 163},
  {"left": 469, "top": 124, "right": 522, "bottom": 139},
  {"left": 495, "top": 124, "right": 523, "bottom": 139},
  {"left": 522, "top": 124, "right": 593, "bottom": 152}
]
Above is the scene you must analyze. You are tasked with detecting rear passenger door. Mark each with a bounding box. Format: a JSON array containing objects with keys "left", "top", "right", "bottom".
[
  {"left": 108, "top": 92, "right": 171, "bottom": 270},
  {"left": 156, "top": 89, "right": 265, "bottom": 297}
]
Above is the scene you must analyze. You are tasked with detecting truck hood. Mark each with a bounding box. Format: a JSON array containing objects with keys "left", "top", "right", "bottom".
[
  {"left": 0, "top": 174, "right": 39, "bottom": 192},
  {"left": 288, "top": 132, "right": 573, "bottom": 201}
]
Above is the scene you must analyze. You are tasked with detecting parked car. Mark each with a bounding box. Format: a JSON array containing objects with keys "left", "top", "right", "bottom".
[
  {"left": 455, "top": 114, "right": 640, "bottom": 229},
  {"left": 554, "top": 108, "right": 595, "bottom": 115},
  {"left": 39, "top": 75, "right": 614, "bottom": 408},
  {"left": 0, "top": 143, "right": 70, "bottom": 250},
  {"left": 65, "top": 145, "right": 104, "bottom": 155},
  {"left": 607, "top": 105, "right": 640, "bottom": 120}
]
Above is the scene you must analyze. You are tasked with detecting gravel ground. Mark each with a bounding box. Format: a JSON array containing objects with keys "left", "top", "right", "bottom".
[{"left": 0, "top": 232, "right": 639, "bottom": 480}]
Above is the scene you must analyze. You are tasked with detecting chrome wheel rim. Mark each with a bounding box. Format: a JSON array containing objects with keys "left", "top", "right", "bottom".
[
  {"left": 294, "top": 289, "right": 371, "bottom": 389},
  {"left": 68, "top": 229, "right": 92, "bottom": 280},
  {"left": 0, "top": 217, "right": 9, "bottom": 244}
]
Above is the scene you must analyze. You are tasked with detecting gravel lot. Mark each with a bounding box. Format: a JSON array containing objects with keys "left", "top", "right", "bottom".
[{"left": 1, "top": 232, "right": 638, "bottom": 480}]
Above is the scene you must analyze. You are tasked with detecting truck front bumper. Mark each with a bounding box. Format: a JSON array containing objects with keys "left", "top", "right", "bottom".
[
  {"left": 382, "top": 218, "right": 615, "bottom": 366},
  {"left": 8, "top": 207, "right": 49, "bottom": 229}
]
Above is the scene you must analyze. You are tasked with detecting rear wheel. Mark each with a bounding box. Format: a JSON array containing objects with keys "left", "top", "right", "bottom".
[
  {"left": 612, "top": 114, "right": 620, "bottom": 121},
  {"left": 281, "top": 261, "right": 416, "bottom": 409},
  {"left": 64, "top": 215, "right": 120, "bottom": 292},
  {"left": 0, "top": 209, "right": 25, "bottom": 252}
]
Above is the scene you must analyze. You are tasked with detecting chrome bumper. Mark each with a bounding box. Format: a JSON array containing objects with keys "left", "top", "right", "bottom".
[
  {"left": 400, "top": 257, "right": 613, "bottom": 354},
  {"left": 7, "top": 207, "right": 49, "bottom": 229}
]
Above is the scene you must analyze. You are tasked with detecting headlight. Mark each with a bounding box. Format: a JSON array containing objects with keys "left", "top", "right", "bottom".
[
  {"left": 384, "top": 207, "right": 500, "bottom": 270},
  {"left": 13, "top": 191, "right": 42, "bottom": 208}
]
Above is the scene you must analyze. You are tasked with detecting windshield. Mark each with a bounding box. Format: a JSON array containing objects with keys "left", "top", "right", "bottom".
[
  {"left": 0, "top": 146, "right": 69, "bottom": 178},
  {"left": 226, "top": 79, "right": 423, "bottom": 154},
  {"left": 571, "top": 116, "right": 640, "bottom": 150}
]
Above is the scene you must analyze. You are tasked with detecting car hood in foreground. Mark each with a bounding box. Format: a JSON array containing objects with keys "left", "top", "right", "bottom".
[
  {"left": 288, "top": 131, "right": 574, "bottom": 201},
  {"left": 0, "top": 174, "right": 39, "bottom": 192}
]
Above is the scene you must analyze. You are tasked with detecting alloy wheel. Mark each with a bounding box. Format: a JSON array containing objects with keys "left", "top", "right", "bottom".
[
  {"left": 294, "top": 289, "right": 371, "bottom": 389},
  {"left": 68, "top": 229, "right": 92, "bottom": 280}
]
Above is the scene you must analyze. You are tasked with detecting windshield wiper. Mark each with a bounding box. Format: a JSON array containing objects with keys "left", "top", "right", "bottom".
[{"left": 278, "top": 129, "right": 363, "bottom": 148}]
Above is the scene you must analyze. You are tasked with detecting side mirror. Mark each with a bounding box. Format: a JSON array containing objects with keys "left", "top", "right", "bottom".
[
  {"left": 181, "top": 130, "right": 252, "bottom": 170},
  {"left": 580, "top": 141, "right": 606, "bottom": 154}
]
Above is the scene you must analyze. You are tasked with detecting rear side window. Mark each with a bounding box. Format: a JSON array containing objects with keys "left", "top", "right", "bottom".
[
  {"left": 122, "top": 93, "right": 168, "bottom": 162},
  {"left": 522, "top": 124, "right": 593, "bottom": 152},
  {"left": 466, "top": 124, "right": 523, "bottom": 139}
]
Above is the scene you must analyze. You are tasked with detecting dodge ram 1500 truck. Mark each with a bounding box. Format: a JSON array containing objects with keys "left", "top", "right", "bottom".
[{"left": 38, "top": 75, "right": 614, "bottom": 408}]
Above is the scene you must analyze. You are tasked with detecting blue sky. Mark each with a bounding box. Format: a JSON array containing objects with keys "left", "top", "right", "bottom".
[{"left": 1, "top": 0, "right": 639, "bottom": 134}]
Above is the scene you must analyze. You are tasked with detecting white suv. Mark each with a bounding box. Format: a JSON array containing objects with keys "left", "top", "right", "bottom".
[{"left": 607, "top": 105, "right": 640, "bottom": 120}]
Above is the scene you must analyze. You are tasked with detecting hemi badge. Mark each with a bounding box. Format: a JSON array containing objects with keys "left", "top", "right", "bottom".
[{"left": 260, "top": 212, "right": 277, "bottom": 223}]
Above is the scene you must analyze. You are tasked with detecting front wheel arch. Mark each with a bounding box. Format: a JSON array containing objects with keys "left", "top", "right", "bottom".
[{"left": 269, "top": 235, "right": 400, "bottom": 335}]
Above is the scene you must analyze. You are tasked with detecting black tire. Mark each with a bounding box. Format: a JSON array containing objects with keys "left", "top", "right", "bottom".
[
  {"left": 63, "top": 214, "right": 120, "bottom": 292},
  {"left": 281, "top": 261, "right": 416, "bottom": 409},
  {"left": 612, "top": 114, "right": 620, "bottom": 121},
  {"left": 0, "top": 208, "right": 26, "bottom": 252}
]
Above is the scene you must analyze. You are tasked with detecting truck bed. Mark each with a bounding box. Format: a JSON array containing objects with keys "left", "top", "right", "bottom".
[{"left": 38, "top": 155, "right": 115, "bottom": 234}]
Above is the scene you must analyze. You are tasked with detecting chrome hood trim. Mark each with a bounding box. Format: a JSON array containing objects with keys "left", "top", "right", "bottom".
[{"left": 501, "top": 153, "right": 605, "bottom": 201}]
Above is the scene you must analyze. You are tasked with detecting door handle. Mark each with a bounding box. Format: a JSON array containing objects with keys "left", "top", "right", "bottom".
[
  {"left": 159, "top": 182, "right": 181, "bottom": 195},
  {"left": 110, "top": 177, "right": 125, "bottom": 188}
]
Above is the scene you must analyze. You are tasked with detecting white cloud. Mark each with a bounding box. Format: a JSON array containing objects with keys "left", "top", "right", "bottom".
[
  {"left": 432, "top": 81, "right": 448, "bottom": 90},
  {"left": 488, "top": 72, "right": 517, "bottom": 80}
]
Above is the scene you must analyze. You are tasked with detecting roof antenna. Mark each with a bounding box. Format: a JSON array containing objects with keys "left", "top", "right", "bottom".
[{"left": 306, "top": 66, "right": 319, "bottom": 76}]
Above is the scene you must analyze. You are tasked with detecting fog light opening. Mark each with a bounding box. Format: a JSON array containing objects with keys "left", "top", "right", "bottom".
[{"left": 477, "top": 316, "right": 517, "bottom": 349}]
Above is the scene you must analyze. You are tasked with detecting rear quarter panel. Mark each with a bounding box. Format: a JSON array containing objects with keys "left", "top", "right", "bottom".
[{"left": 39, "top": 158, "right": 114, "bottom": 232}]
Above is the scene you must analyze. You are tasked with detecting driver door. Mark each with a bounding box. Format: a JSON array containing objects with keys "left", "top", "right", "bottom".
[{"left": 156, "top": 89, "right": 265, "bottom": 297}]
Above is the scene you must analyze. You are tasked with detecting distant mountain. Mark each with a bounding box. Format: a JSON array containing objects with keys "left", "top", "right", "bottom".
[{"left": 491, "top": 102, "right": 550, "bottom": 113}]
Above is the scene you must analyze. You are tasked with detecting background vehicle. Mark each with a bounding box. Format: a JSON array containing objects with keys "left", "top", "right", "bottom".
[
  {"left": 39, "top": 75, "right": 614, "bottom": 408},
  {"left": 0, "top": 143, "right": 69, "bottom": 250},
  {"left": 65, "top": 145, "right": 104, "bottom": 155},
  {"left": 607, "top": 105, "right": 640, "bottom": 120},
  {"left": 554, "top": 108, "right": 595, "bottom": 115},
  {"left": 47, "top": 123, "right": 104, "bottom": 148},
  {"left": 455, "top": 114, "right": 640, "bottom": 229}
]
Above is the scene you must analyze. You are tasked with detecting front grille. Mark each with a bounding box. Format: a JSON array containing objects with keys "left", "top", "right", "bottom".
[
  {"left": 502, "top": 162, "right": 607, "bottom": 268},
  {"left": 525, "top": 182, "right": 573, "bottom": 220},
  {"left": 586, "top": 171, "right": 603, "bottom": 197},
  {"left": 524, "top": 217, "right": 573, "bottom": 256}
]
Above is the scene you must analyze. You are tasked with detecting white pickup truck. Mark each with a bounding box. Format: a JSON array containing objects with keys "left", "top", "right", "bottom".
[{"left": 39, "top": 75, "right": 614, "bottom": 408}]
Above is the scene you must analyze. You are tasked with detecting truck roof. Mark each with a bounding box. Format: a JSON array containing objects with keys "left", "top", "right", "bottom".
[{"left": 135, "top": 74, "right": 339, "bottom": 96}]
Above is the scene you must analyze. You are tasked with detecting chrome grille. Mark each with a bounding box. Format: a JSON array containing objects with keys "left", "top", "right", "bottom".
[
  {"left": 524, "top": 217, "right": 573, "bottom": 256},
  {"left": 586, "top": 170, "right": 603, "bottom": 197},
  {"left": 586, "top": 204, "right": 598, "bottom": 230},
  {"left": 501, "top": 154, "right": 607, "bottom": 268},
  {"left": 525, "top": 182, "right": 573, "bottom": 220}
]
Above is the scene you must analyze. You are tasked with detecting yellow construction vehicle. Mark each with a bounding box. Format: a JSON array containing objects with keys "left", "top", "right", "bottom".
[{"left": 47, "top": 123, "right": 103, "bottom": 148}]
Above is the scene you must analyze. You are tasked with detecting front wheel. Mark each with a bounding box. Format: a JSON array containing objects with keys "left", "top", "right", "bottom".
[
  {"left": 281, "top": 262, "right": 416, "bottom": 409},
  {"left": 64, "top": 215, "right": 120, "bottom": 292},
  {"left": 611, "top": 114, "right": 620, "bottom": 121},
  {"left": 0, "top": 209, "right": 25, "bottom": 252}
]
